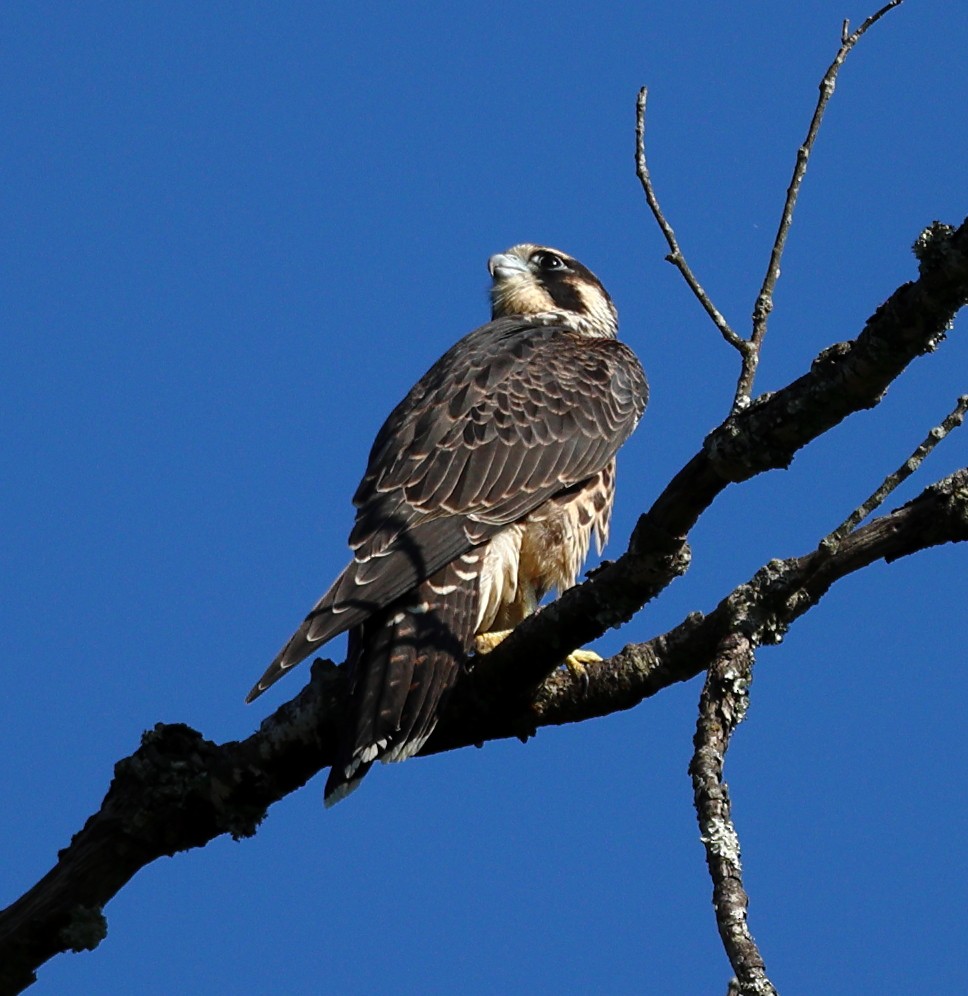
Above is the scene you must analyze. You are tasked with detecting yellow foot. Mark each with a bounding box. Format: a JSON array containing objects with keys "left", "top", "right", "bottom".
[
  {"left": 474, "top": 629, "right": 513, "bottom": 655},
  {"left": 476, "top": 630, "right": 599, "bottom": 690},
  {"left": 563, "top": 648, "right": 602, "bottom": 690}
]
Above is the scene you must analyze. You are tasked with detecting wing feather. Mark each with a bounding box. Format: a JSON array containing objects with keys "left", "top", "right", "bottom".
[{"left": 245, "top": 317, "right": 646, "bottom": 703}]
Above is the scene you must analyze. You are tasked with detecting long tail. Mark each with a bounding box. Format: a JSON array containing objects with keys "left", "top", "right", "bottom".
[{"left": 323, "top": 553, "right": 481, "bottom": 805}]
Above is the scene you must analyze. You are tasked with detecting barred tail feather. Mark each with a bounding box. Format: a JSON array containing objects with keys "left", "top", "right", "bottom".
[{"left": 323, "top": 560, "right": 480, "bottom": 804}]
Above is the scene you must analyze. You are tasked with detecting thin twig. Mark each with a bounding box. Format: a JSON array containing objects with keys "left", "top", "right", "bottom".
[
  {"left": 635, "top": 87, "right": 746, "bottom": 353},
  {"left": 741, "top": 0, "right": 905, "bottom": 406},
  {"left": 822, "top": 394, "right": 968, "bottom": 549},
  {"left": 690, "top": 634, "right": 778, "bottom": 996}
]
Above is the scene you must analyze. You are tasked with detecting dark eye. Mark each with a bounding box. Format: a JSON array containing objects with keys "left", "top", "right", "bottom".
[{"left": 533, "top": 251, "right": 566, "bottom": 272}]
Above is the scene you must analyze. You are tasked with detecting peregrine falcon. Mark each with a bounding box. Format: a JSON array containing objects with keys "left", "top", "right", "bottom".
[{"left": 246, "top": 244, "right": 647, "bottom": 803}]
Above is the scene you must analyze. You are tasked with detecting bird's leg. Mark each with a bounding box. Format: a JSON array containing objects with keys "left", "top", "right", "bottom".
[
  {"left": 474, "top": 629, "right": 598, "bottom": 690},
  {"left": 474, "top": 629, "right": 514, "bottom": 655},
  {"left": 562, "top": 647, "right": 600, "bottom": 689}
]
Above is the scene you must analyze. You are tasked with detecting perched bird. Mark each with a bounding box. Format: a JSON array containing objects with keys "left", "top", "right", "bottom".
[{"left": 246, "top": 244, "right": 647, "bottom": 803}]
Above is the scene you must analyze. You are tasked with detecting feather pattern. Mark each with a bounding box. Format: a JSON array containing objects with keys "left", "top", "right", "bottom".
[
  {"left": 323, "top": 558, "right": 480, "bottom": 804},
  {"left": 245, "top": 243, "right": 647, "bottom": 803},
  {"left": 245, "top": 319, "right": 645, "bottom": 703}
]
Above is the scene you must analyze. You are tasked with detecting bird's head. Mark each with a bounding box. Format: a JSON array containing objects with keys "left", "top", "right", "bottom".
[{"left": 488, "top": 243, "right": 618, "bottom": 339}]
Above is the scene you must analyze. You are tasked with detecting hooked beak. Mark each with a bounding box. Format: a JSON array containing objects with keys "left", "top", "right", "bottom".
[{"left": 488, "top": 252, "right": 529, "bottom": 281}]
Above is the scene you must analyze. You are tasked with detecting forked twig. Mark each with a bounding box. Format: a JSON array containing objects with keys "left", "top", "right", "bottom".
[
  {"left": 743, "top": 0, "right": 906, "bottom": 405},
  {"left": 636, "top": 1, "right": 905, "bottom": 413}
]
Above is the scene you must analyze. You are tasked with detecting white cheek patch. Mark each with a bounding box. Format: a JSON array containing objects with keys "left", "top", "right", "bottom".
[{"left": 491, "top": 275, "right": 555, "bottom": 318}]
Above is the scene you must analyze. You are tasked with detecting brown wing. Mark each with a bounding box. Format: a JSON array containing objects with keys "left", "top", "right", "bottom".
[{"left": 245, "top": 316, "right": 646, "bottom": 702}]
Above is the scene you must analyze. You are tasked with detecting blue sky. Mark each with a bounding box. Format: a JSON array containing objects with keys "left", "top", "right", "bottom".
[{"left": 3, "top": 3, "right": 966, "bottom": 993}]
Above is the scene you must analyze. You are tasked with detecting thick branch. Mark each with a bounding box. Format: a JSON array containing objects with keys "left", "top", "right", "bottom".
[
  {"left": 2, "top": 216, "right": 967, "bottom": 988},
  {"left": 455, "top": 467, "right": 968, "bottom": 740},
  {"left": 3, "top": 465, "right": 966, "bottom": 991}
]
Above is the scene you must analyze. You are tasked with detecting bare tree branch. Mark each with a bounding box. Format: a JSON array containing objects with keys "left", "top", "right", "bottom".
[
  {"left": 517, "top": 467, "right": 968, "bottom": 736},
  {"left": 692, "top": 386, "right": 965, "bottom": 993},
  {"left": 3, "top": 457, "right": 966, "bottom": 992},
  {"left": 691, "top": 634, "right": 778, "bottom": 996},
  {"left": 824, "top": 392, "right": 968, "bottom": 547},
  {"left": 635, "top": 86, "right": 745, "bottom": 354},
  {"left": 636, "top": 1, "right": 906, "bottom": 412},
  {"left": 743, "top": 0, "right": 905, "bottom": 406},
  {"left": 8, "top": 211, "right": 963, "bottom": 996}
]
